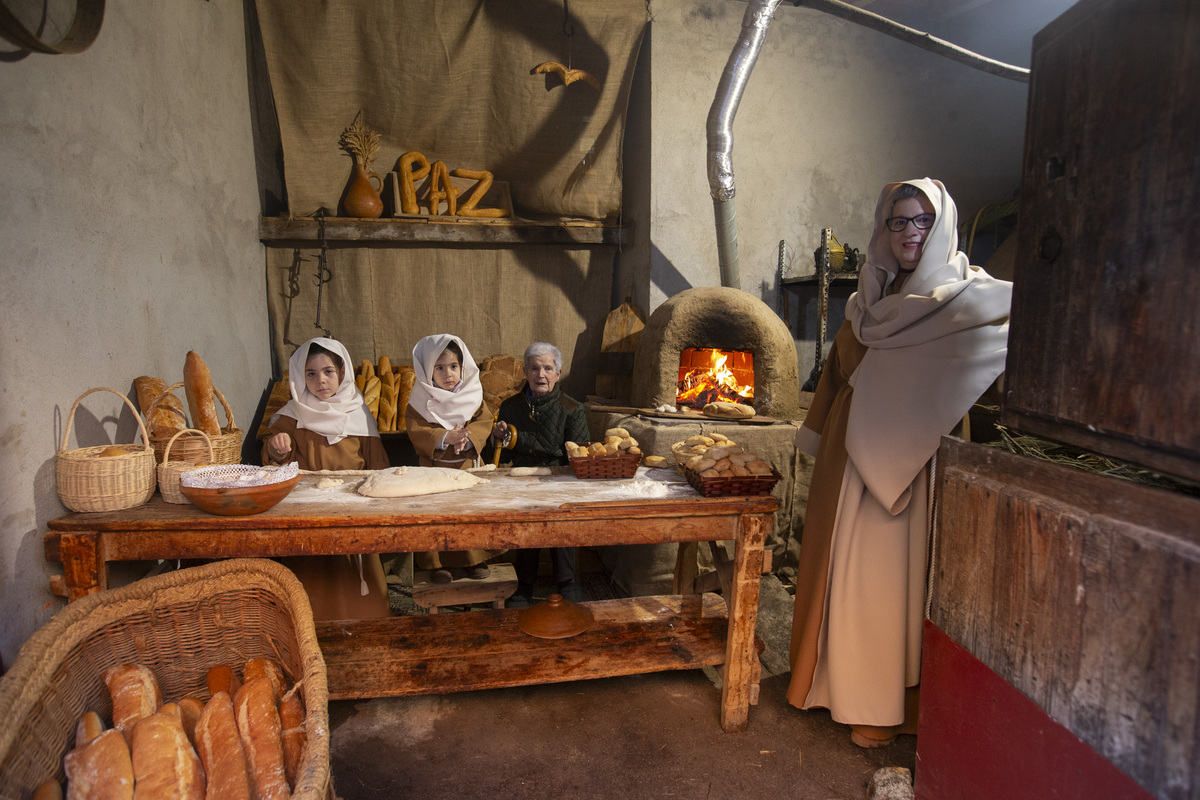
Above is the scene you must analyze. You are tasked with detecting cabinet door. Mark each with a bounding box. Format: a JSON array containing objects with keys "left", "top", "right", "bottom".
[{"left": 1003, "top": 0, "right": 1200, "bottom": 482}]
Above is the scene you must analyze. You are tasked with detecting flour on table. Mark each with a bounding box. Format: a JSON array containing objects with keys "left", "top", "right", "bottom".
[{"left": 357, "top": 466, "right": 490, "bottom": 498}]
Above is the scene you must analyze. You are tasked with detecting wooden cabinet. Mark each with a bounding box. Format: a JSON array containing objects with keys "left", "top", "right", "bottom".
[
  {"left": 928, "top": 437, "right": 1200, "bottom": 800},
  {"left": 1003, "top": 0, "right": 1200, "bottom": 483}
]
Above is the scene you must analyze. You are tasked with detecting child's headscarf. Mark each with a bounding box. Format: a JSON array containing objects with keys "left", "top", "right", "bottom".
[
  {"left": 271, "top": 337, "right": 379, "bottom": 444},
  {"left": 408, "top": 334, "right": 484, "bottom": 429}
]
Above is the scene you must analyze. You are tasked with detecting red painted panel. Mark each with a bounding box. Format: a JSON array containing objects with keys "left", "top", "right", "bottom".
[{"left": 916, "top": 622, "right": 1155, "bottom": 800}]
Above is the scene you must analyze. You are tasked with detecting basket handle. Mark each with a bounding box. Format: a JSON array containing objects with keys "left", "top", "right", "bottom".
[
  {"left": 60, "top": 387, "right": 153, "bottom": 454},
  {"left": 146, "top": 381, "right": 236, "bottom": 431},
  {"left": 162, "top": 427, "right": 216, "bottom": 463}
]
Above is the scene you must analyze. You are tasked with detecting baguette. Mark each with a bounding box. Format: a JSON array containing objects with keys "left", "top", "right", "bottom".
[
  {"left": 102, "top": 664, "right": 162, "bottom": 745},
  {"left": 184, "top": 351, "right": 222, "bottom": 436},
  {"left": 75, "top": 711, "right": 106, "bottom": 749},
  {"left": 395, "top": 366, "right": 416, "bottom": 433},
  {"left": 195, "top": 692, "right": 253, "bottom": 800},
  {"left": 377, "top": 355, "right": 393, "bottom": 380},
  {"left": 206, "top": 664, "right": 243, "bottom": 700},
  {"left": 279, "top": 687, "right": 306, "bottom": 789},
  {"left": 130, "top": 710, "right": 205, "bottom": 800},
  {"left": 233, "top": 678, "right": 290, "bottom": 800},
  {"left": 64, "top": 729, "right": 134, "bottom": 800},
  {"left": 177, "top": 696, "right": 206, "bottom": 747},
  {"left": 363, "top": 376, "right": 382, "bottom": 419},
  {"left": 378, "top": 374, "right": 397, "bottom": 433},
  {"left": 243, "top": 657, "right": 286, "bottom": 704},
  {"left": 134, "top": 376, "right": 186, "bottom": 439}
]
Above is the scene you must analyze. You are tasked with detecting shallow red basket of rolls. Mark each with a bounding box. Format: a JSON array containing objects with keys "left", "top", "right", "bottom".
[
  {"left": 683, "top": 467, "right": 781, "bottom": 497},
  {"left": 0, "top": 559, "right": 332, "bottom": 799}
]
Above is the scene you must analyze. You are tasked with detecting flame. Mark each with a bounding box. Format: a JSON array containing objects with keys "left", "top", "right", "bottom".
[{"left": 676, "top": 348, "right": 754, "bottom": 409}]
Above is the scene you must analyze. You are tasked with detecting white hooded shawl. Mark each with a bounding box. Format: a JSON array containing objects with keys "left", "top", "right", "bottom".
[
  {"left": 844, "top": 178, "right": 1012, "bottom": 513},
  {"left": 408, "top": 333, "right": 484, "bottom": 429},
  {"left": 271, "top": 337, "right": 379, "bottom": 445}
]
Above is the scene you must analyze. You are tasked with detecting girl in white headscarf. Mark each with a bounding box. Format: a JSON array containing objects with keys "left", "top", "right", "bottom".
[
  {"left": 405, "top": 333, "right": 504, "bottom": 582},
  {"left": 263, "top": 337, "right": 391, "bottom": 620},
  {"left": 786, "top": 179, "right": 1012, "bottom": 747}
]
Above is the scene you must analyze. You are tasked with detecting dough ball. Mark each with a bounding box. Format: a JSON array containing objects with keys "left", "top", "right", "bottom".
[{"left": 700, "top": 468, "right": 720, "bottom": 478}]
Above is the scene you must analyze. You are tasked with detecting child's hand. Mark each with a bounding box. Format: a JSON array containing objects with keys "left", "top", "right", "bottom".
[
  {"left": 444, "top": 427, "right": 470, "bottom": 453},
  {"left": 268, "top": 432, "right": 292, "bottom": 459}
]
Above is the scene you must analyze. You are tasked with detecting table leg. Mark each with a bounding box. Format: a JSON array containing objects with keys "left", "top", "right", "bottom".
[
  {"left": 59, "top": 531, "right": 106, "bottom": 602},
  {"left": 720, "top": 513, "right": 766, "bottom": 732}
]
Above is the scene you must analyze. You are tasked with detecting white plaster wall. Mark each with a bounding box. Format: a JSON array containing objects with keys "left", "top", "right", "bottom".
[
  {"left": 638, "top": 0, "right": 1035, "bottom": 312},
  {"left": 0, "top": 2, "right": 267, "bottom": 665}
]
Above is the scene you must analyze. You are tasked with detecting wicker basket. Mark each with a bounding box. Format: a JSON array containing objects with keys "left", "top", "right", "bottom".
[
  {"left": 146, "top": 381, "right": 243, "bottom": 465},
  {"left": 56, "top": 387, "right": 157, "bottom": 513},
  {"left": 683, "top": 467, "right": 781, "bottom": 497},
  {"left": 0, "top": 559, "right": 331, "bottom": 799},
  {"left": 569, "top": 451, "right": 642, "bottom": 479},
  {"left": 157, "top": 428, "right": 214, "bottom": 504}
]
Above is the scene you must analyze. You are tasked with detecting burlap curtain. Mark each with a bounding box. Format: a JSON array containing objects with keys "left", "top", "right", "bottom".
[{"left": 254, "top": 0, "right": 648, "bottom": 220}]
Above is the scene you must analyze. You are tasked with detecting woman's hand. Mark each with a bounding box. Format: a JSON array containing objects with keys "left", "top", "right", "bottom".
[
  {"left": 444, "top": 426, "right": 471, "bottom": 454},
  {"left": 491, "top": 420, "right": 509, "bottom": 442},
  {"left": 268, "top": 432, "right": 292, "bottom": 459}
]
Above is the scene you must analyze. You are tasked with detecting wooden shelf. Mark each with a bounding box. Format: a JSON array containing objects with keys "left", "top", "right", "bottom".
[
  {"left": 781, "top": 273, "right": 859, "bottom": 286},
  {"left": 260, "top": 215, "right": 625, "bottom": 246}
]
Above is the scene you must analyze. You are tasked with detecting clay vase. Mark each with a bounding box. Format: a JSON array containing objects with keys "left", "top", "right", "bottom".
[{"left": 341, "top": 160, "right": 383, "bottom": 219}]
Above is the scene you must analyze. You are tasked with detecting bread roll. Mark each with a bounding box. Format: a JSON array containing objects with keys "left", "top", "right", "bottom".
[
  {"left": 243, "top": 658, "right": 286, "bottom": 704},
  {"left": 75, "top": 712, "right": 106, "bottom": 748},
  {"left": 702, "top": 400, "right": 755, "bottom": 419},
  {"left": 279, "top": 688, "right": 306, "bottom": 789},
  {"left": 605, "top": 427, "right": 630, "bottom": 439},
  {"left": 177, "top": 696, "right": 205, "bottom": 747},
  {"left": 395, "top": 365, "right": 416, "bottom": 433},
  {"left": 643, "top": 455, "right": 668, "bottom": 468},
  {"left": 195, "top": 692, "right": 253, "bottom": 800},
  {"left": 627, "top": 446, "right": 641, "bottom": 455},
  {"left": 64, "top": 728, "right": 134, "bottom": 800},
  {"left": 233, "top": 678, "right": 290, "bottom": 800},
  {"left": 33, "top": 780, "right": 62, "bottom": 800},
  {"left": 184, "top": 351, "right": 222, "bottom": 436},
  {"left": 206, "top": 665, "right": 242, "bottom": 700},
  {"left": 618, "top": 437, "right": 638, "bottom": 450},
  {"left": 102, "top": 664, "right": 162, "bottom": 745},
  {"left": 134, "top": 376, "right": 186, "bottom": 439},
  {"left": 130, "top": 710, "right": 205, "bottom": 800}
]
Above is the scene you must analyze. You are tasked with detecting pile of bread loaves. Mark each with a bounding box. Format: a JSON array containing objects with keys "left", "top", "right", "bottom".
[
  {"left": 37, "top": 657, "right": 306, "bottom": 800},
  {"left": 672, "top": 433, "right": 775, "bottom": 478},
  {"left": 565, "top": 427, "right": 644, "bottom": 460},
  {"left": 354, "top": 356, "right": 416, "bottom": 434}
]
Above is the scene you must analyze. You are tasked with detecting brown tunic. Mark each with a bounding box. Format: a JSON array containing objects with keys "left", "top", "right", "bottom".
[
  {"left": 263, "top": 415, "right": 392, "bottom": 620},
  {"left": 404, "top": 402, "right": 505, "bottom": 570}
]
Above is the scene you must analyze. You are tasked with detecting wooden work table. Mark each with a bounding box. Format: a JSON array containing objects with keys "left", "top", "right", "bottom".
[{"left": 44, "top": 469, "right": 777, "bottom": 732}]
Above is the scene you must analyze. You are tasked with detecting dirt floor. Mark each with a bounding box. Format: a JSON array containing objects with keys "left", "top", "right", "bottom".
[{"left": 325, "top": 550, "right": 917, "bottom": 799}]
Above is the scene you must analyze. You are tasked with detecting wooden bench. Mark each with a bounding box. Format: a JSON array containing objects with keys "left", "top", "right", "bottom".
[{"left": 412, "top": 563, "right": 517, "bottom": 613}]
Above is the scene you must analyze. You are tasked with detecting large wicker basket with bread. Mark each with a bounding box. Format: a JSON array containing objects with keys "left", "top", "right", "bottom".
[
  {"left": 56, "top": 387, "right": 157, "bottom": 513},
  {"left": 145, "top": 381, "right": 242, "bottom": 465},
  {"left": 0, "top": 559, "right": 332, "bottom": 799}
]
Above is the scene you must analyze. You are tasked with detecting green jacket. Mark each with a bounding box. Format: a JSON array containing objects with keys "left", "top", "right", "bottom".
[{"left": 494, "top": 384, "right": 590, "bottom": 467}]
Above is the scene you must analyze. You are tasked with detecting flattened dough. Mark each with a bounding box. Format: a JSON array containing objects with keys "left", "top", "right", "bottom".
[
  {"left": 315, "top": 477, "right": 345, "bottom": 489},
  {"left": 702, "top": 401, "right": 755, "bottom": 419},
  {"left": 509, "top": 466, "right": 552, "bottom": 476},
  {"left": 357, "top": 466, "right": 489, "bottom": 498}
]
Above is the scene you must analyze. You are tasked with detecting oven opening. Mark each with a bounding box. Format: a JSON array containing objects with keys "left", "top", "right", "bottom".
[{"left": 675, "top": 348, "right": 754, "bottom": 409}]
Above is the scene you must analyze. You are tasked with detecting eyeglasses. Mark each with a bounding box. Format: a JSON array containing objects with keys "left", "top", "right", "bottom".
[{"left": 885, "top": 214, "right": 936, "bottom": 232}]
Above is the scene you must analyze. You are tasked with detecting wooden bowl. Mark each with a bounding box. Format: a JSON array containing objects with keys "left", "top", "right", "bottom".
[
  {"left": 517, "top": 593, "right": 595, "bottom": 639},
  {"left": 179, "top": 474, "right": 301, "bottom": 516}
]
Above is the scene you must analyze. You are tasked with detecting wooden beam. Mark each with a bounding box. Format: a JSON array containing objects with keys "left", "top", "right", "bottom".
[{"left": 259, "top": 216, "right": 625, "bottom": 247}]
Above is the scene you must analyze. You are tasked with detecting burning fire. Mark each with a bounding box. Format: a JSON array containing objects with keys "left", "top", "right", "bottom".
[{"left": 676, "top": 348, "right": 754, "bottom": 409}]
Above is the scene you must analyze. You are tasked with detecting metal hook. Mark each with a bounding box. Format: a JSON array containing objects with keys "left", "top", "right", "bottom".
[{"left": 562, "top": 0, "right": 574, "bottom": 38}]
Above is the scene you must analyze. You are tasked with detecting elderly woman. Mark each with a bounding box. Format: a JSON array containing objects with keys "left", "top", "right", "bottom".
[
  {"left": 787, "top": 178, "right": 1012, "bottom": 747},
  {"left": 492, "top": 342, "right": 590, "bottom": 606}
]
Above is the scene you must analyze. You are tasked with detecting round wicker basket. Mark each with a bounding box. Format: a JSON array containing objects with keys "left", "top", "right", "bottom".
[
  {"left": 56, "top": 387, "right": 157, "bottom": 513},
  {"left": 145, "top": 381, "right": 242, "bottom": 465},
  {"left": 157, "top": 428, "right": 215, "bottom": 504}
]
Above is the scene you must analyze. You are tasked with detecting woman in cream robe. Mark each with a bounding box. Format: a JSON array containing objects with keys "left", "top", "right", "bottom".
[
  {"left": 786, "top": 179, "right": 1012, "bottom": 745},
  {"left": 264, "top": 337, "right": 392, "bottom": 621}
]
